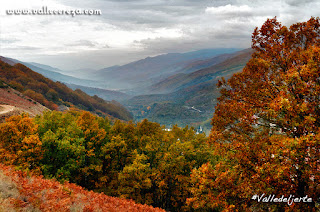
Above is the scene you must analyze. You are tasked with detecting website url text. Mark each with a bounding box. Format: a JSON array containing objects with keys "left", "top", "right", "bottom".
[{"left": 6, "top": 6, "right": 102, "bottom": 17}]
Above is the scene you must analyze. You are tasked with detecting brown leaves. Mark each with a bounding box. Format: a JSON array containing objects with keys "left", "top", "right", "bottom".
[
  {"left": 189, "top": 17, "right": 320, "bottom": 211},
  {"left": 0, "top": 164, "right": 165, "bottom": 212}
]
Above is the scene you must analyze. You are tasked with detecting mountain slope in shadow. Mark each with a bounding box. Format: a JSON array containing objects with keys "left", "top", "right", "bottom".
[{"left": 125, "top": 49, "right": 254, "bottom": 129}]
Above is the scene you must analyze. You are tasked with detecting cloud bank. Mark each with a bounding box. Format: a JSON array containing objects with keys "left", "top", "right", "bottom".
[{"left": 1, "top": 0, "right": 319, "bottom": 70}]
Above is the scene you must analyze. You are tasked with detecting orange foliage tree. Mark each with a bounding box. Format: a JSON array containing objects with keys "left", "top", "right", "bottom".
[
  {"left": 188, "top": 17, "right": 320, "bottom": 211},
  {"left": 0, "top": 114, "right": 42, "bottom": 173}
]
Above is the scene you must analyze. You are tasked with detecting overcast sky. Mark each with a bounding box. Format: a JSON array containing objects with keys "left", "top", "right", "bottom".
[{"left": 1, "top": 0, "right": 319, "bottom": 70}]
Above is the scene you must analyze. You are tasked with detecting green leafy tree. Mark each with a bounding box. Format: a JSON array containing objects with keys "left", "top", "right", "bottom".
[
  {"left": 36, "top": 111, "right": 86, "bottom": 182},
  {"left": 118, "top": 151, "right": 153, "bottom": 204}
]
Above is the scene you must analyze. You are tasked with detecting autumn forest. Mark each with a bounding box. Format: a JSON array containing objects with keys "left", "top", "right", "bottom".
[{"left": 0, "top": 17, "right": 319, "bottom": 211}]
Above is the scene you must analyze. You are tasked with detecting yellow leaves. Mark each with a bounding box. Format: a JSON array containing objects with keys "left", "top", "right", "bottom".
[
  {"left": 21, "top": 135, "right": 42, "bottom": 155},
  {"left": 76, "top": 111, "right": 98, "bottom": 131},
  {"left": 0, "top": 114, "right": 42, "bottom": 173},
  {"left": 304, "top": 115, "right": 316, "bottom": 126},
  {"left": 280, "top": 97, "right": 290, "bottom": 108},
  {"left": 194, "top": 124, "right": 320, "bottom": 210},
  {"left": 117, "top": 152, "right": 152, "bottom": 203},
  {"left": 158, "top": 180, "right": 167, "bottom": 188},
  {"left": 269, "top": 95, "right": 294, "bottom": 115},
  {"left": 86, "top": 149, "right": 95, "bottom": 157},
  {"left": 299, "top": 101, "right": 309, "bottom": 113},
  {"left": 75, "top": 111, "right": 107, "bottom": 150}
]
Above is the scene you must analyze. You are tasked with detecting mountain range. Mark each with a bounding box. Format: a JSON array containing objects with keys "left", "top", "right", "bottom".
[
  {"left": 1, "top": 47, "right": 253, "bottom": 132},
  {"left": 93, "top": 48, "right": 242, "bottom": 93},
  {"left": 0, "top": 56, "right": 105, "bottom": 88},
  {"left": 125, "top": 49, "right": 253, "bottom": 132},
  {"left": 0, "top": 56, "right": 130, "bottom": 102}
]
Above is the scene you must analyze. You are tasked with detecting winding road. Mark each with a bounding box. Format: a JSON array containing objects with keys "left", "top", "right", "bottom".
[{"left": 0, "top": 105, "right": 15, "bottom": 115}]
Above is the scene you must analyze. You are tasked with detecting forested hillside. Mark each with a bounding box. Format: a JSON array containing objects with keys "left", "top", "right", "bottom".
[
  {"left": 0, "top": 111, "right": 210, "bottom": 211},
  {"left": 0, "top": 56, "right": 104, "bottom": 88},
  {"left": 0, "top": 60, "right": 132, "bottom": 121},
  {"left": 126, "top": 49, "right": 253, "bottom": 130}
]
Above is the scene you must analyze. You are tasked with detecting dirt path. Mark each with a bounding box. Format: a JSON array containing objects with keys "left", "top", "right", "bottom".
[{"left": 0, "top": 105, "right": 15, "bottom": 115}]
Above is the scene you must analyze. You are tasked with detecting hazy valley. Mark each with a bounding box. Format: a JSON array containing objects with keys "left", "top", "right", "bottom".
[{"left": 1, "top": 48, "right": 253, "bottom": 134}]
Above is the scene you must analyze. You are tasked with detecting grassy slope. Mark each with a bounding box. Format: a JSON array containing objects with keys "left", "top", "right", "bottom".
[{"left": 0, "top": 87, "right": 48, "bottom": 121}]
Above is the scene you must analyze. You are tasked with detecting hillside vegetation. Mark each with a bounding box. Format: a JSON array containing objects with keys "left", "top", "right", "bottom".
[
  {"left": 0, "top": 60, "right": 132, "bottom": 121},
  {"left": 150, "top": 48, "right": 253, "bottom": 94},
  {"left": 0, "top": 164, "right": 164, "bottom": 212},
  {"left": 0, "top": 80, "right": 48, "bottom": 119},
  {"left": 0, "top": 111, "right": 211, "bottom": 211},
  {"left": 0, "top": 56, "right": 105, "bottom": 89},
  {"left": 126, "top": 49, "right": 254, "bottom": 129}
]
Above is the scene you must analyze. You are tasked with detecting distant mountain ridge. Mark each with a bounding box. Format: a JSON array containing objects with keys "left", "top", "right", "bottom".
[
  {"left": 1, "top": 47, "right": 253, "bottom": 131},
  {"left": 0, "top": 56, "right": 106, "bottom": 89},
  {"left": 150, "top": 49, "right": 254, "bottom": 94},
  {"left": 125, "top": 48, "right": 254, "bottom": 130},
  {"left": 94, "top": 48, "right": 242, "bottom": 91},
  {"left": 66, "top": 83, "right": 131, "bottom": 102}
]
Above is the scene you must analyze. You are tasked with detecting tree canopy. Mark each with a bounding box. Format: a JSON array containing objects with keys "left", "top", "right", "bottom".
[{"left": 188, "top": 17, "right": 320, "bottom": 211}]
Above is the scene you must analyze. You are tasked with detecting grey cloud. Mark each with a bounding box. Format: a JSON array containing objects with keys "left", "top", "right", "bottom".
[
  {"left": 3, "top": 0, "right": 319, "bottom": 70},
  {"left": 68, "top": 40, "right": 97, "bottom": 47},
  {"left": 3, "top": 46, "right": 42, "bottom": 51},
  {"left": 284, "top": 0, "right": 317, "bottom": 6},
  {"left": 0, "top": 38, "right": 19, "bottom": 44},
  {"left": 102, "top": 0, "right": 213, "bottom": 6},
  {"left": 205, "top": 4, "right": 278, "bottom": 19},
  {"left": 135, "top": 30, "right": 250, "bottom": 54},
  {"left": 57, "top": 0, "right": 213, "bottom": 28},
  {"left": 66, "top": 40, "right": 110, "bottom": 49}
]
